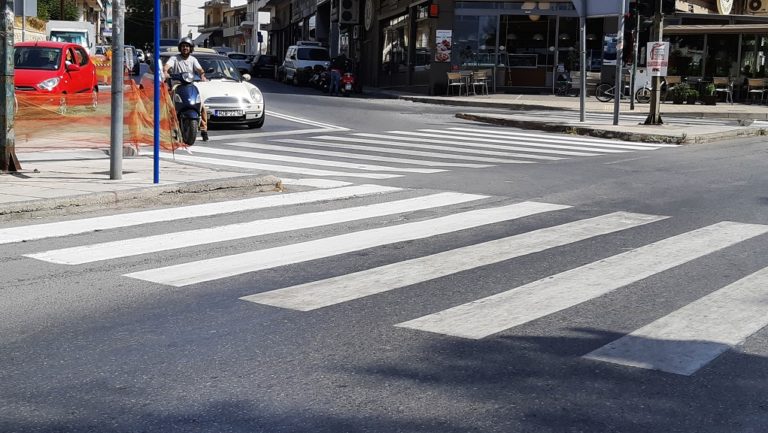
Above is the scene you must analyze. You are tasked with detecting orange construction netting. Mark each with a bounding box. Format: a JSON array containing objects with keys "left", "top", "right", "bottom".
[{"left": 15, "top": 57, "right": 184, "bottom": 153}]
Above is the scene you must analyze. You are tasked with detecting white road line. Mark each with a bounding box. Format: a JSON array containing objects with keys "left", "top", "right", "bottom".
[
  {"left": 28, "top": 192, "right": 487, "bottom": 265},
  {"left": 584, "top": 265, "right": 768, "bottom": 376},
  {"left": 189, "top": 146, "right": 446, "bottom": 174},
  {"left": 358, "top": 132, "right": 598, "bottom": 157},
  {"left": 220, "top": 142, "right": 493, "bottom": 168},
  {"left": 279, "top": 178, "right": 352, "bottom": 188},
  {"left": 266, "top": 111, "right": 348, "bottom": 130},
  {"left": 447, "top": 127, "right": 675, "bottom": 149},
  {"left": 411, "top": 130, "right": 630, "bottom": 154},
  {"left": 242, "top": 211, "right": 666, "bottom": 311},
  {"left": 125, "top": 202, "right": 568, "bottom": 287},
  {"left": 275, "top": 138, "right": 532, "bottom": 164},
  {"left": 323, "top": 135, "right": 566, "bottom": 160},
  {"left": 206, "top": 128, "right": 344, "bottom": 142},
  {"left": 397, "top": 221, "right": 768, "bottom": 340},
  {"left": 0, "top": 184, "right": 400, "bottom": 244},
  {"left": 160, "top": 153, "right": 402, "bottom": 179}
]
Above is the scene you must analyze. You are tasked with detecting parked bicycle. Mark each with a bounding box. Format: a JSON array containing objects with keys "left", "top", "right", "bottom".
[{"left": 595, "top": 78, "right": 669, "bottom": 103}]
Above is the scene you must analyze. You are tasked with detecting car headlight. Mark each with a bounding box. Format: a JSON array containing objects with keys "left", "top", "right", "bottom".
[
  {"left": 37, "top": 77, "right": 60, "bottom": 91},
  {"left": 250, "top": 88, "right": 263, "bottom": 104}
]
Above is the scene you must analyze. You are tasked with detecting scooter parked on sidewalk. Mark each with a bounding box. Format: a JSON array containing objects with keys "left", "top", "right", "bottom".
[
  {"left": 339, "top": 71, "right": 357, "bottom": 96},
  {"left": 168, "top": 71, "right": 202, "bottom": 146}
]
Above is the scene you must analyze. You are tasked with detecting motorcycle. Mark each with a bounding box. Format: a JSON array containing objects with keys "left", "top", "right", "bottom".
[
  {"left": 168, "top": 71, "right": 202, "bottom": 146},
  {"left": 308, "top": 65, "right": 328, "bottom": 92},
  {"left": 340, "top": 71, "right": 357, "bottom": 96}
]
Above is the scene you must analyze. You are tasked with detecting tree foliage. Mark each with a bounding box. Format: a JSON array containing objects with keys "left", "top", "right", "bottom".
[
  {"left": 36, "top": 0, "right": 79, "bottom": 21},
  {"left": 125, "top": 0, "right": 155, "bottom": 50}
]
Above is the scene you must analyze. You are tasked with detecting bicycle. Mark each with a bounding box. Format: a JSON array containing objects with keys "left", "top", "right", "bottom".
[{"left": 595, "top": 79, "right": 668, "bottom": 103}]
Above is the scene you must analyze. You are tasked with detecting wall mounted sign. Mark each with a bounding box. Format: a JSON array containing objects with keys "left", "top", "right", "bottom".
[
  {"left": 717, "top": 0, "right": 733, "bottom": 14},
  {"left": 647, "top": 41, "right": 670, "bottom": 77},
  {"left": 435, "top": 30, "right": 452, "bottom": 62},
  {"left": 364, "top": 0, "right": 374, "bottom": 31}
]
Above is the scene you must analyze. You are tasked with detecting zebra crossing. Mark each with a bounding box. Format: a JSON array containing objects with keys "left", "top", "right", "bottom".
[
  {"left": 7, "top": 184, "right": 768, "bottom": 376},
  {"left": 165, "top": 127, "right": 677, "bottom": 182}
]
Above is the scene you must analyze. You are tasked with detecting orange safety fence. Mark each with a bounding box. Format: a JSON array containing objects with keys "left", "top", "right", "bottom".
[{"left": 14, "top": 61, "right": 185, "bottom": 153}]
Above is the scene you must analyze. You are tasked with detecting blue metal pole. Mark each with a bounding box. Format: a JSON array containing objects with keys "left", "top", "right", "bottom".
[{"left": 153, "top": 0, "right": 160, "bottom": 183}]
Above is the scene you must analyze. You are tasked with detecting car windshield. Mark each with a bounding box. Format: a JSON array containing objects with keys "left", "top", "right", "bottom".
[
  {"left": 14, "top": 47, "right": 61, "bottom": 70},
  {"left": 297, "top": 48, "right": 329, "bottom": 61},
  {"left": 199, "top": 57, "right": 242, "bottom": 81}
]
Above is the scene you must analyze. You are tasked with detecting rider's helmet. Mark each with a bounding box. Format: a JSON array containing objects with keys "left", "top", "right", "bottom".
[{"left": 178, "top": 37, "right": 194, "bottom": 53}]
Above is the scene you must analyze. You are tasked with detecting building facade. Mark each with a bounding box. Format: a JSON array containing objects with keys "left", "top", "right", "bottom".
[{"left": 257, "top": 0, "right": 768, "bottom": 94}]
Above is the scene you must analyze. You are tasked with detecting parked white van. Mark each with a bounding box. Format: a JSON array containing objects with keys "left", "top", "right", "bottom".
[{"left": 279, "top": 41, "right": 330, "bottom": 85}]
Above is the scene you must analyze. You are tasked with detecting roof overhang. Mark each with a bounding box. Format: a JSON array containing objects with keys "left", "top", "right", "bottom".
[{"left": 664, "top": 24, "right": 768, "bottom": 35}]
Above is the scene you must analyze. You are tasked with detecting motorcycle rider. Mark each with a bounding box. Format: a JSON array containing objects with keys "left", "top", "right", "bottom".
[{"left": 163, "top": 37, "right": 210, "bottom": 141}]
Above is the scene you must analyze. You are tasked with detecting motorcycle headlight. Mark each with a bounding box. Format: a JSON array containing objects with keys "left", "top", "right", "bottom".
[
  {"left": 250, "top": 88, "right": 263, "bottom": 103},
  {"left": 37, "top": 77, "right": 60, "bottom": 91}
]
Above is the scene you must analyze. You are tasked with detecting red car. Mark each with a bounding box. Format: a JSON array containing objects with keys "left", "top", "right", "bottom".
[{"left": 14, "top": 41, "right": 99, "bottom": 113}]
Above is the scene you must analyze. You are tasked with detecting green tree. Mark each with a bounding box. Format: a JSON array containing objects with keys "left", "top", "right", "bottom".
[
  {"left": 125, "top": 0, "right": 155, "bottom": 50},
  {"left": 37, "top": 0, "right": 79, "bottom": 20}
]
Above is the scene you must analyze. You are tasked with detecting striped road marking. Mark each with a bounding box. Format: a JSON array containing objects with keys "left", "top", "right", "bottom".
[
  {"left": 125, "top": 201, "right": 570, "bottom": 287},
  {"left": 188, "top": 146, "right": 447, "bottom": 174},
  {"left": 584, "top": 265, "right": 768, "bottom": 376},
  {"left": 242, "top": 211, "right": 661, "bottom": 311},
  {"left": 319, "top": 135, "right": 567, "bottom": 159},
  {"left": 275, "top": 138, "right": 532, "bottom": 164},
  {"left": 159, "top": 153, "right": 403, "bottom": 179},
  {"left": 446, "top": 127, "right": 674, "bottom": 149},
  {"left": 397, "top": 221, "right": 768, "bottom": 339},
  {"left": 353, "top": 132, "right": 599, "bottom": 157},
  {"left": 0, "top": 184, "right": 399, "bottom": 244},
  {"left": 28, "top": 192, "right": 487, "bottom": 265},
  {"left": 218, "top": 142, "right": 493, "bottom": 168}
]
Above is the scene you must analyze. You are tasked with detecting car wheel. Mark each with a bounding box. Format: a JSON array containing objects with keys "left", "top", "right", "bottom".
[{"left": 249, "top": 112, "right": 265, "bottom": 129}]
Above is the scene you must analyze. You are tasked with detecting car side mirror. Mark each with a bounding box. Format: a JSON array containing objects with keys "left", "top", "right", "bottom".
[
  {"left": 241, "top": 73, "right": 251, "bottom": 81},
  {"left": 66, "top": 63, "right": 81, "bottom": 72}
]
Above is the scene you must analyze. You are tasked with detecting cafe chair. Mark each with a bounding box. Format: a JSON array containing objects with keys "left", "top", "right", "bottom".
[
  {"left": 713, "top": 77, "right": 733, "bottom": 104},
  {"left": 747, "top": 78, "right": 767, "bottom": 104},
  {"left": 471, "top": 69, "right": 491, "bottom": 95},
  {"left": 447, "top": 72, "right": 467, "bottom": 96}
]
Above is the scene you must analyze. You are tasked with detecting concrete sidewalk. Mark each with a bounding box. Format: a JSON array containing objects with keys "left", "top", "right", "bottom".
[
  {"left": 397, "top": 93, "right": 768, "bottom": 144},
  {"left": 0, "top": 150, "right": 281, "bottom": 216}
]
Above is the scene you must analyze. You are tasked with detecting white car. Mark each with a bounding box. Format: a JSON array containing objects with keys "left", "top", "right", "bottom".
[
  {"left": 227, "top": 52, "right": 252, "bottom": 75},
  {"left": 141, "top": 51, "right": 265, "bottom": 128}
]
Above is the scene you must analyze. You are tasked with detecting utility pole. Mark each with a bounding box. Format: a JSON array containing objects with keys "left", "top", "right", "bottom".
[
  {"left": 612, "top": 0, "right": 625, "bottom": 126},
  {"left": 109, "top": 0, "right": 124, "bottom": 179},
  {"left": 0, "top": 0, "right": 19, "bottom": 172},
  {"left": 645, "top": 0, "right": 663, "bottom": 125}
]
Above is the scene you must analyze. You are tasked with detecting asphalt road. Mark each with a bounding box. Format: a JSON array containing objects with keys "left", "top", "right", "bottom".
[{"left": 3, "top": 77, "right": 768, "bottom": 433}]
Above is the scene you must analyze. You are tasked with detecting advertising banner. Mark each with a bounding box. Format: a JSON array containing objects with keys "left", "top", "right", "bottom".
[{"left": 435, "top": 30, "right": 452, "bottom": 63}]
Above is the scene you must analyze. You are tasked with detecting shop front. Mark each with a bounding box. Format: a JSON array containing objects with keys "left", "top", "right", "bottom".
[{"left": 451, "top": 1, "right": 605, "bottom": 92}]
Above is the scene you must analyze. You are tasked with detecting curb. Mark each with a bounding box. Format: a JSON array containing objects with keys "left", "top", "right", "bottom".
[
  {"left": 455, "top": 113, "right": 768, "bottom": 144},
  {"left": 402, "top": 95, "right": 768, "bottom": 121},
  {"left": 0, "top": 174, "right": 283, "bottom": 216}
]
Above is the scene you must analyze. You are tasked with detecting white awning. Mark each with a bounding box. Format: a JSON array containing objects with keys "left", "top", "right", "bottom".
[{"left": 194, "top": 32, "right": 213, "bottom": 44}]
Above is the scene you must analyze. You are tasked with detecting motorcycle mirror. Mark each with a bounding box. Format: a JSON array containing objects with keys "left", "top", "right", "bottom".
[{"left": 241, "top": 73, "right": 251, "bottom": 81}]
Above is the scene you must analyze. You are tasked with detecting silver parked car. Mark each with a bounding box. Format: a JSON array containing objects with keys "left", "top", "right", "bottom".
[{"left": 227, "top": 52, "right": 251, "bottom": 75}]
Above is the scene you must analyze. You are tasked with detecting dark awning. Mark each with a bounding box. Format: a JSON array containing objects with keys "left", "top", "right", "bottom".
[{"left": 664, "top": 24, "right": 768, "bottom": 35}]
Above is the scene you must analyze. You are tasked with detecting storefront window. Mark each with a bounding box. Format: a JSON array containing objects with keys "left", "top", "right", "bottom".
[
  {"left": 414, "top": 17, "right": 434, "bottom": 70},
  {"left": 740, "top": 35, "right": 768, "bottom": 78},
  {"left": 453, "top": 15, "right": 480, "bottom": 68},
  {"left": 381, "top": 14, "right": 409, "bottom": 75},
  {"left": 667, "top": 35, "right": 704, "bottom": 77},
  {"left": 706, "top": 34, "right": 738, "bottom": 77}
]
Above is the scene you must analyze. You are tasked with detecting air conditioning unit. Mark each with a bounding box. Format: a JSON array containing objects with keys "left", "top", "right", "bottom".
[{"left": 747, "top": 0, "right": 768, "bottom": 14}]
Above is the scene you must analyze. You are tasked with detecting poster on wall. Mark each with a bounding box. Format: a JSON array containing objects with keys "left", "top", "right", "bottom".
[
  {"left": 602, "top": 33, "right": 618, "bottom": 66},
  {"left": 436, "top": 30, "right": 452, "bottom": 63}
]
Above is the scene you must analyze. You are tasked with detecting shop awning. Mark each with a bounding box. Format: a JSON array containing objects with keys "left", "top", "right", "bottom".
[
  {"left": 664, "top": 24, "right": 768, "bottom": 35},
  {"left": 194, "top": 32, "right": 213, "bottom": 44}
]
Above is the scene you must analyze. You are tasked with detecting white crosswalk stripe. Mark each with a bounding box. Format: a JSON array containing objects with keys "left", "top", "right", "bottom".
[
  {"left": 583, "top": 265, "right": 768, "bottom": 375},
  {"left": 241, "top": 211, "right": 661, "bottom": 311},
  {"left": 18, "top": 183, "right": 768, "bottom": 376},
  {"left": 124, "top": 201, "right": 567, "bottom": 287},
  {"left": 28, "top": 192, "right": 487, "bottom": 265},
  {"left": 397, "top": 221, "right": 768, "bottom": 340},
  {"left": 0, "top": 184, "right": 399, "bottom": 244}
]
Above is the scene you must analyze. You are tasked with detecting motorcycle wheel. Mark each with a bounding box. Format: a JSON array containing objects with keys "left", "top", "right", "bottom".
[{"left": 180, "top": 117, "right": 198, "bottom": 146}]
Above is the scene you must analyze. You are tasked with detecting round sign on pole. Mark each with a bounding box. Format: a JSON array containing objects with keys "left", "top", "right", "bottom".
[{"left": 364, "top": 0, "right": 374, "bottom": 31}]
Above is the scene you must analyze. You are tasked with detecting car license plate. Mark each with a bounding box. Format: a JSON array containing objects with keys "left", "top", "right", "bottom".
[
  {"left": 215, "top": 110, "right": 243, "bottom": 117},
  {"left": 345, "top": 84, "right": 352, "bottom": 90}
]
